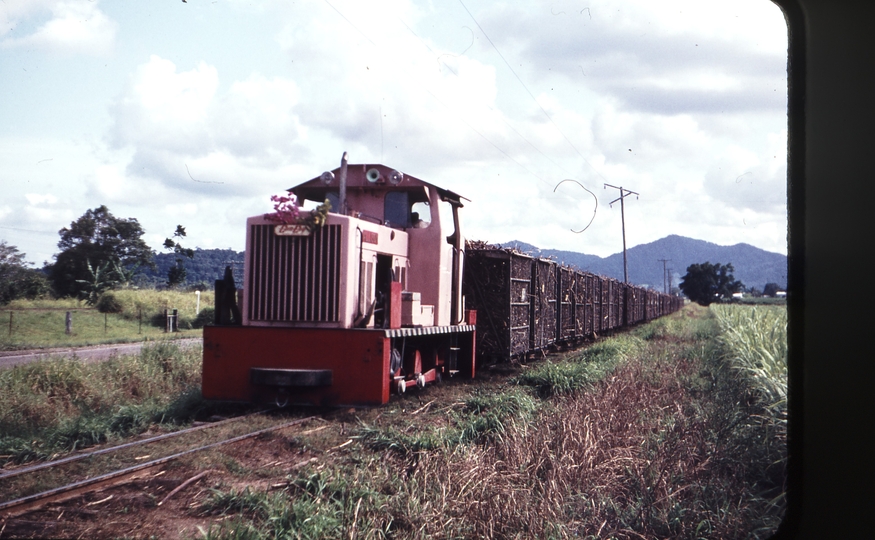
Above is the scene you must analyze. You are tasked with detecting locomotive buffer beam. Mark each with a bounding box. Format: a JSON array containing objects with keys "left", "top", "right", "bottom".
[{"left": 250, "top": 368, "right": 333, "bottom": 387}]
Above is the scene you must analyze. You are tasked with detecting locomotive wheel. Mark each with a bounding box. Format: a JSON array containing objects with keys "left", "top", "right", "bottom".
[
  {"left": 435, "top": 370, "right": 442, "bottom": 384},
  {"left": 275, "top": 389, "right": 290, "bottom": 408},
  {"left": 417, "top": 373, "right": 426, "bottom": 389},
  {"left": 397, "top": 379, "right": 406, "bottom": 395}
]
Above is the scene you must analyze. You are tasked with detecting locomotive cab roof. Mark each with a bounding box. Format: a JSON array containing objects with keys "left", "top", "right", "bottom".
[{"left": 288, "top": 163, "right": 467, "bottom": 207}]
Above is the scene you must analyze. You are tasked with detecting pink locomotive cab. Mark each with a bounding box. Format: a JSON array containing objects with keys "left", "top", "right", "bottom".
[{"left": 202, "top": 153, "right": 476, "bottom": 407}]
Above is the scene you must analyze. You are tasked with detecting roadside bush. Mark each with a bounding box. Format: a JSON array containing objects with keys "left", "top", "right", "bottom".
[
  {"left": 96, "top": 292, "right": 124, "bottom": 313},
  {"left": 193, "top": 307, "right": 215, "bottom": 328},
  {"left": 1, "top": 268, "right": 51, "bottom": 305}
]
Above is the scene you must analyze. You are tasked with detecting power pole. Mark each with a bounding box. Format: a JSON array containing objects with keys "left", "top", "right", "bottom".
[
  {"left": 658, "top": 258, "right": 671, "bottom": 294},
  {"left": 604, "top": 184, "right": 639, "bottom": 283}
]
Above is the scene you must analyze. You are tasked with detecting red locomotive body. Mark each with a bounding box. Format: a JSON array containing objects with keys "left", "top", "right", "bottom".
[{"left": 203, "top": 153, "right": 476, "bottom": 407}]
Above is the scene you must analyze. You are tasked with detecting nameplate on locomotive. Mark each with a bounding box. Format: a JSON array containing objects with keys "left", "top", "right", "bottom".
[
  {"left": 274, "top": 224, "right": 312, "bottom": 236},
  {"left": 362, "top": 230, "right": 379, "bottom": 244}
]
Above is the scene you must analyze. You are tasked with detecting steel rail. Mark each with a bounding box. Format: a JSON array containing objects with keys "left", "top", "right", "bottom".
[
  {"left": 0, "top": 414, "right": 318, "bottom": 517},
  {"left": 0, "top": 408, "right": 274, "bottom": 481}
]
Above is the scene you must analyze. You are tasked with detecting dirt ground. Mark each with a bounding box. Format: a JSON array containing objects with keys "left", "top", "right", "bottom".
[{"left": 0, "top": 373, "right": 494, "bottom": 540}]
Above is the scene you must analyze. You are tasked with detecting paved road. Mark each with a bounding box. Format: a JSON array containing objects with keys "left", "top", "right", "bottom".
[{"left": 0, "top": 338, "right": 203, "bottom": 370}]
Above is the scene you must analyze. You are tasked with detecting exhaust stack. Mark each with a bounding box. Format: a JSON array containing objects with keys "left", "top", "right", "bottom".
[{"left": 339, "top": 152, "right": 349, "bottom": 215}]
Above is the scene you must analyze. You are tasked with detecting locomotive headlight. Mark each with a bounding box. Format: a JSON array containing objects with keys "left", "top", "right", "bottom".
[
  {"left": 388, "top": 169, "right": 403, "bottom": 185},
  {"left": 320, "top": 171, "right": 335, "bottom": 185}
]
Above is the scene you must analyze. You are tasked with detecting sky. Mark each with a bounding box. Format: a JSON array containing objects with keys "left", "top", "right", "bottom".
[{"left": 0, "top": 0, "right": 788, "bottom": 268}]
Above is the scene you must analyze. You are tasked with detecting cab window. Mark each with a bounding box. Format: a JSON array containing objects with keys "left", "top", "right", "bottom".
[
  {"left": 384, "top": 191, "right": 409, "bottom": 228},
  {"left": 411, "top": 201, "right": 431, "bottom": 228}
]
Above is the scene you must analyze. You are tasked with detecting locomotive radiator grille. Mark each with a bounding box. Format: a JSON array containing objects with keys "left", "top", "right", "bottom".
[{"left": 248, "top": 224, "right": 341, "bottom": 322}]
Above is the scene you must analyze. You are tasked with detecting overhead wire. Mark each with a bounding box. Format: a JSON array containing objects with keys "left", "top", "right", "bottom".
[
  {"left": 320, "top": 0, "right": 376, "bottom": 46},
  {"left": 0, "top": 225, "right": 57, "bottom": 235}
]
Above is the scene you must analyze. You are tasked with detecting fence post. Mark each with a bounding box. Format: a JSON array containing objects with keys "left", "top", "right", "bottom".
[
  {"left": 104, "top": 312, "right": 108, "bottom": 334},
  {"left": 164, "top": 308, "right": 170, "bottom": 333},
  {"left": 66, "top": 311, "right": 72, "bottom": 335},
  {"left": 8, "top": 311, "right": 12, "bottom": 337},
  {"left": 172, "top": 308, "right": 179, "bottom": 332}
]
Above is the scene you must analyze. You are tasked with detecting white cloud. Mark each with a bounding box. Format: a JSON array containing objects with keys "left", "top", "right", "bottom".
[
  {"left": 165, "top": 203, "right": 198, "bottom": 216},
  {"left": 24, "top": 193, "right": 59, "bottom": 205},
  {"left": 109, "top": 56, "right": 310, "bottom": 195},
  {"left": 85, "top": 164, "right": 128, "bottom": 202},
  {"left": 210, "top": 75, "right": 305, "bottom": 159},
  {"left": 480, "top": 0, "right": 786, "bottom": 116},
  {"left": 1, "top": 0, "right": 117, "bottom": 55},
  {"left": 110, "top": 56, "right": 219, "bottom": 155},
  {"left": 0, "top": 0, "right": 55, "bottom": 39}
]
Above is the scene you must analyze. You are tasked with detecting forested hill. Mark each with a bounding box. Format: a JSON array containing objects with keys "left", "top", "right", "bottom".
[
  {"left": 137, "top": 248, "right": 245, "bottom": 287},
  {"left": 502, "top": 235, "right": 787, "bottom": 291}
]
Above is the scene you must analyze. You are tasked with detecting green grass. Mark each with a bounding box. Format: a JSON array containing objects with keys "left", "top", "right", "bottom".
[
  {"left": 97, "top": 289, "right": 214, "bottom": 325},
  {"left": 355, "top": 386, "right": 538, "bottom": 456},
  {"left": 0, "top": 341, "right": 207, "bottom": 464},
  {"left": 513, "top": 335, "right": 645, "bottom": 397},
  {"left": 0, "top": 290, "right": 212, "bottom": 350},
  {"left": 196, "top": 465, "right": 395, "bottom": 540}
]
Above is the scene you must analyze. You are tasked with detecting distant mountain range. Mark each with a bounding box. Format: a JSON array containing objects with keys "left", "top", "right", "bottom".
[
  {"left": 137, "top": 235, "right": 787, "bottom": 293},
  {"left": 501, "top": 234, "right": 787, "bottom": 292}
]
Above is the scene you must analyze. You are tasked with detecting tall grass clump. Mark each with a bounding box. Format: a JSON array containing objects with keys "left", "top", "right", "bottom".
[
  {"left": 0, "top": 341, "right": 205, "bottom": 464},
  {"left": 711, "top": 304, "right": 787, "bottom": 407},
  {"left": 709, "top": 304, "right": 788, "bottom": 526}
]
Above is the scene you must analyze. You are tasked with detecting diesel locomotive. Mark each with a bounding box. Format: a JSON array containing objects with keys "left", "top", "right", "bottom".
[{"left": 202, "top": 153, "right": 476, "bottom": 407}]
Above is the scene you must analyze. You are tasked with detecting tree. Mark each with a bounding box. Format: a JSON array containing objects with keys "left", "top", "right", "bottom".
[
  {"left": 163, "top": 225, "right": 195, "bottom": 288},
  {"left": 1, "top": 241, "right": 50, "bottom": 304},
  {"left": 679, "top": 261, "right": 743, "bottom": 306},
  {"left": 75, "top": 259, "right": 120, "bottom": 305},
  {"left": 50, "top": 206, "right": 154, "bottom": 298},
  {"left": 763, "top": 282, "right": 783, "bottom": 297}
]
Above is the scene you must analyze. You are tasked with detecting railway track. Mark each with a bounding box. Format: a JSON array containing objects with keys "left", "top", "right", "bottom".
[{"left": 0, "top": 410, "right": 322, "bottom": 519}]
